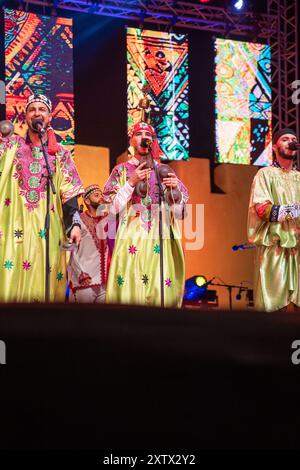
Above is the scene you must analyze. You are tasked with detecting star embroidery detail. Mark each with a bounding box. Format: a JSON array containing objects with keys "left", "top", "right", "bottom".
[
  {"left": 128, "top": 244, "right": 137, "bottom": 255},
  {"left": 153, "top": 244, "right": 160, "bottom": 254},
  {"left": 116, "top": 275, "right": 124, "bottom": 286},
  {"left": 56, "top": 272, "right": 64, "bottom": 281},
  {"left": 165, "top": 278, "right": 172, "bottom": 288},
  {"left": 142, "top": 274, "right": 149, "bottom": 285},
  {"left": 4, "top": 198, "right": 11, "bottom": 207},
  {"left": 14, "top": 229, "right": 23, "bottom": 239},
  {"left": 23, "top": 260, "right": 31, "bottom": 271},
  {"left": 38, "top": 228, "right": 46, "bottom": 239},
  {"left": 4, "top": 260, "right": 13, "bottom": 270}
]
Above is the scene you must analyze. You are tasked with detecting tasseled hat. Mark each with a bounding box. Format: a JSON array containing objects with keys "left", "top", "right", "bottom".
[
  {"left": 46, "top": 126, "right": 60, "bottom": 155},
  {"left": 129, "top": 121, "right": 156, "bottom": 138},
  {"left": 83, "top": 184, "right": 102, "bottom": 200},
  {"left": 25, "top": 94, "right": 60, "bottom": 155},
  {"left": 129, "top": 121, "right": 164, "bottom": 162},
  {"left": 25, "top": 93, "right": 52, "bottom": 113}
]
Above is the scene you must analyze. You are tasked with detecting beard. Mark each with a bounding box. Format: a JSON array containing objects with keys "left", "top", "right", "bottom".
[
  {"left": 89, "top": 201, "right": 101, "bottom": 209},
  {"left": 277, "top": 147, "right": 295, "bottom": 161}
]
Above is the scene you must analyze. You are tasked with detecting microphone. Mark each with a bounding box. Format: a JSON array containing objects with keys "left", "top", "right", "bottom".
[
  {"left": 32, "top": 118, "right": 45, "bottom": 134},
  {"left": 232, "top": 243, "right": 256, "bottom": 251},
  {"left": 141, "top": 138, "right": 152, "bottom": 149},
  {"left": 236, "top": 287, "right": 242, "bottom": 301},
  {"left": 288, "top": 142, "right": 300, "bottom": 150}
]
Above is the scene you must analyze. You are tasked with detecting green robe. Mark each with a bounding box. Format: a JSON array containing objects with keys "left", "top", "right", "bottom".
[
  {"left": 103, "top": 160, "right": 188, "bottom": 308},
  {"left": 0, "top": 134, "right": 84, "bottom": 302},
  {"left": 248, "top": 166, "right": 300, "bottom": 311}
]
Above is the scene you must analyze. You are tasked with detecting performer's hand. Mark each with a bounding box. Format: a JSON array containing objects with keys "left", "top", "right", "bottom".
[
  {"left": 128, "top": 162, "right": 151, "bottom": 187},
  {"left": 69, "top": 225, "right": 81, "bottom": 246},
  {"left": 163, "top": 173, "right": 178, "bottom": 189}
]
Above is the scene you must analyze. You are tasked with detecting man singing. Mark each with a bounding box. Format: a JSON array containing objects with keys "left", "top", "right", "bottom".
[
  {"left": 103, "top": 121, "right": 188, "bottom": 307},
  {"left": 248, "top": 128, "right": 300, "bottom": 311},
  {"left": 0, "top": 94, "right": 84, "bottom": 302}
]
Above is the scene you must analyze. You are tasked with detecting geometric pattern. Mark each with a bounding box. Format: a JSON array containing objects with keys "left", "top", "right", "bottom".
[
  {"left": 215, "top": 38, "right": 272, "bottom": 166},
  {"left": 4, "top": 9, "right": 74, "bottom": 153},
  {"left": 127, "top": 27, "right": 189, "bottom": 161}
]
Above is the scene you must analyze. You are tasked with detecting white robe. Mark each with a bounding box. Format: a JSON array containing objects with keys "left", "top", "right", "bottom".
[{"left": 67, "top": 211, "right": 109, "bottom": 303}]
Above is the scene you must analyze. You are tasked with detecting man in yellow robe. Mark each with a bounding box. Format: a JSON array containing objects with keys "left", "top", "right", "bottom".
[
  {"left": 248, "top": 128, "right": 300, "bottom": 311},
  {"left": 103, "top": 122, "right": 188, "bottom": 308},
  {"left": 0, "top": 94, "right": 84, "bottom": 302}
]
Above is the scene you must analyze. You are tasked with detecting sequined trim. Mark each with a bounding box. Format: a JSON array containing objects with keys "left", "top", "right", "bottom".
[
  {"left": 269, "top": 205, "right": 280, "bottom": 222},
  {"left": 81, "top": 211, "right": 108, "bottom": 284},
  {"left": 272, "top": 160, "right": 298, "bottom": 171}
]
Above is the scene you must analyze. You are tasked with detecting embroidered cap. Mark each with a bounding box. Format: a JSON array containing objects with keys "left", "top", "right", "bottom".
[
  {"left": 129, "top": 121, "right": 156, "bottom": 138},
  {"left": 129, "top": 121, "right": 164, "bottom": 162},
  {"left": 272, "top": 128, "right": 297, "bottom": 144},
  {"left": 83, "top": 184, "right": 102, "bottom": 200},
  {"left": 25, "top": 94, "right": 52, "bottom": 113}
]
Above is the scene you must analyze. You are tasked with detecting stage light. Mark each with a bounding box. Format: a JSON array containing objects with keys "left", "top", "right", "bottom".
[
  {"left": 234, "top": 0, "right": 244, "bottom": 10},
  {"left": 183, "top": 275, "right": 218, "bottom": 307},
  {"left": 195, "top": 275, "right": 207, "bottom": 287},
  {"left": 227, "top": 0, "right": 247, "bottom": 13},
  {"left": 183, "top": 275, "right": 208, "bottom": 301}
]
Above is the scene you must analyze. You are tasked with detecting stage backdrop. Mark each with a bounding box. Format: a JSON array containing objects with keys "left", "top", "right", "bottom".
[
  {"left": 215, "top": 38, "right": 272, "bottom": 166},
  {"left": 127, "top": 27, "right": 189, "bottom": 161},
  {"left": 4, "top": 8, "right": 74, "bottom": 152}
]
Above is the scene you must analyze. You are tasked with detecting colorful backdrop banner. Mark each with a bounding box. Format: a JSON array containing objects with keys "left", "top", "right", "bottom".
[
  {"left": 215, "top": 38, "right": 272, "bottom": 166},
  {"left": 127, "top": 27, "right": 189, "bottom": 161},
  {"left": 4, "top": 8, "right": 74, "bottom": 150}
]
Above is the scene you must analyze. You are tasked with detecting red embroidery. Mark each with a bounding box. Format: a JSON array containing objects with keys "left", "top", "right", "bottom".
[
  {"left": 81, "top": 211, "right": 108, "bottom": 284},
  {"left": 12, "top": 136, "right": 57, "bottom": 212},
  {"left": 79, "top": 271, "right": 92, "bottom": 286}
]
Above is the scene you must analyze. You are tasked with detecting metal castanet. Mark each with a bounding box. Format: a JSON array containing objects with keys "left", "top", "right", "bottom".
[
  {"left": 157, "top": 164, "right": 182, "bottom": 205},
  {"left": 0, "top": 120, "right": 14, "bottom": 138},
  {"left": 134, "top": 153, "right": 153, "bottom": 198}
]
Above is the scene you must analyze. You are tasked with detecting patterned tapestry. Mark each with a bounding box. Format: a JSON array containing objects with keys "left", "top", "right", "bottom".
[
  {"left": 215, "top": 38, "right": 272, "bottom": 166},
  {"left": 127, "top": 27, "right": 189, "bottom": 161},
  {"left": 4, "top": 8, "right": 74, "bottom": 151}
]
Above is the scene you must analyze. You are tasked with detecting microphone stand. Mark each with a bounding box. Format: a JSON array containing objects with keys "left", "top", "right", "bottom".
[
  {"left": 296, "top": 145, "right": 300, "bottom": 169},
  {"left": 38, "top": 127, "right": 56, "bottom": 302},
  {"left": 288, "top": 143, "right": 300, "bottom": 169},
  {"left": 148, "top": 149, "right": 165, "bottom": 308},
  {"left": 208, "top": 281, "right": 247, "bottom": 311}
]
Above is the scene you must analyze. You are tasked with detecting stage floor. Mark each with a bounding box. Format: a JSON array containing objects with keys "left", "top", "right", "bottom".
[{"left": 0, "top": 303, "right": 299, "bottom": 450}]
